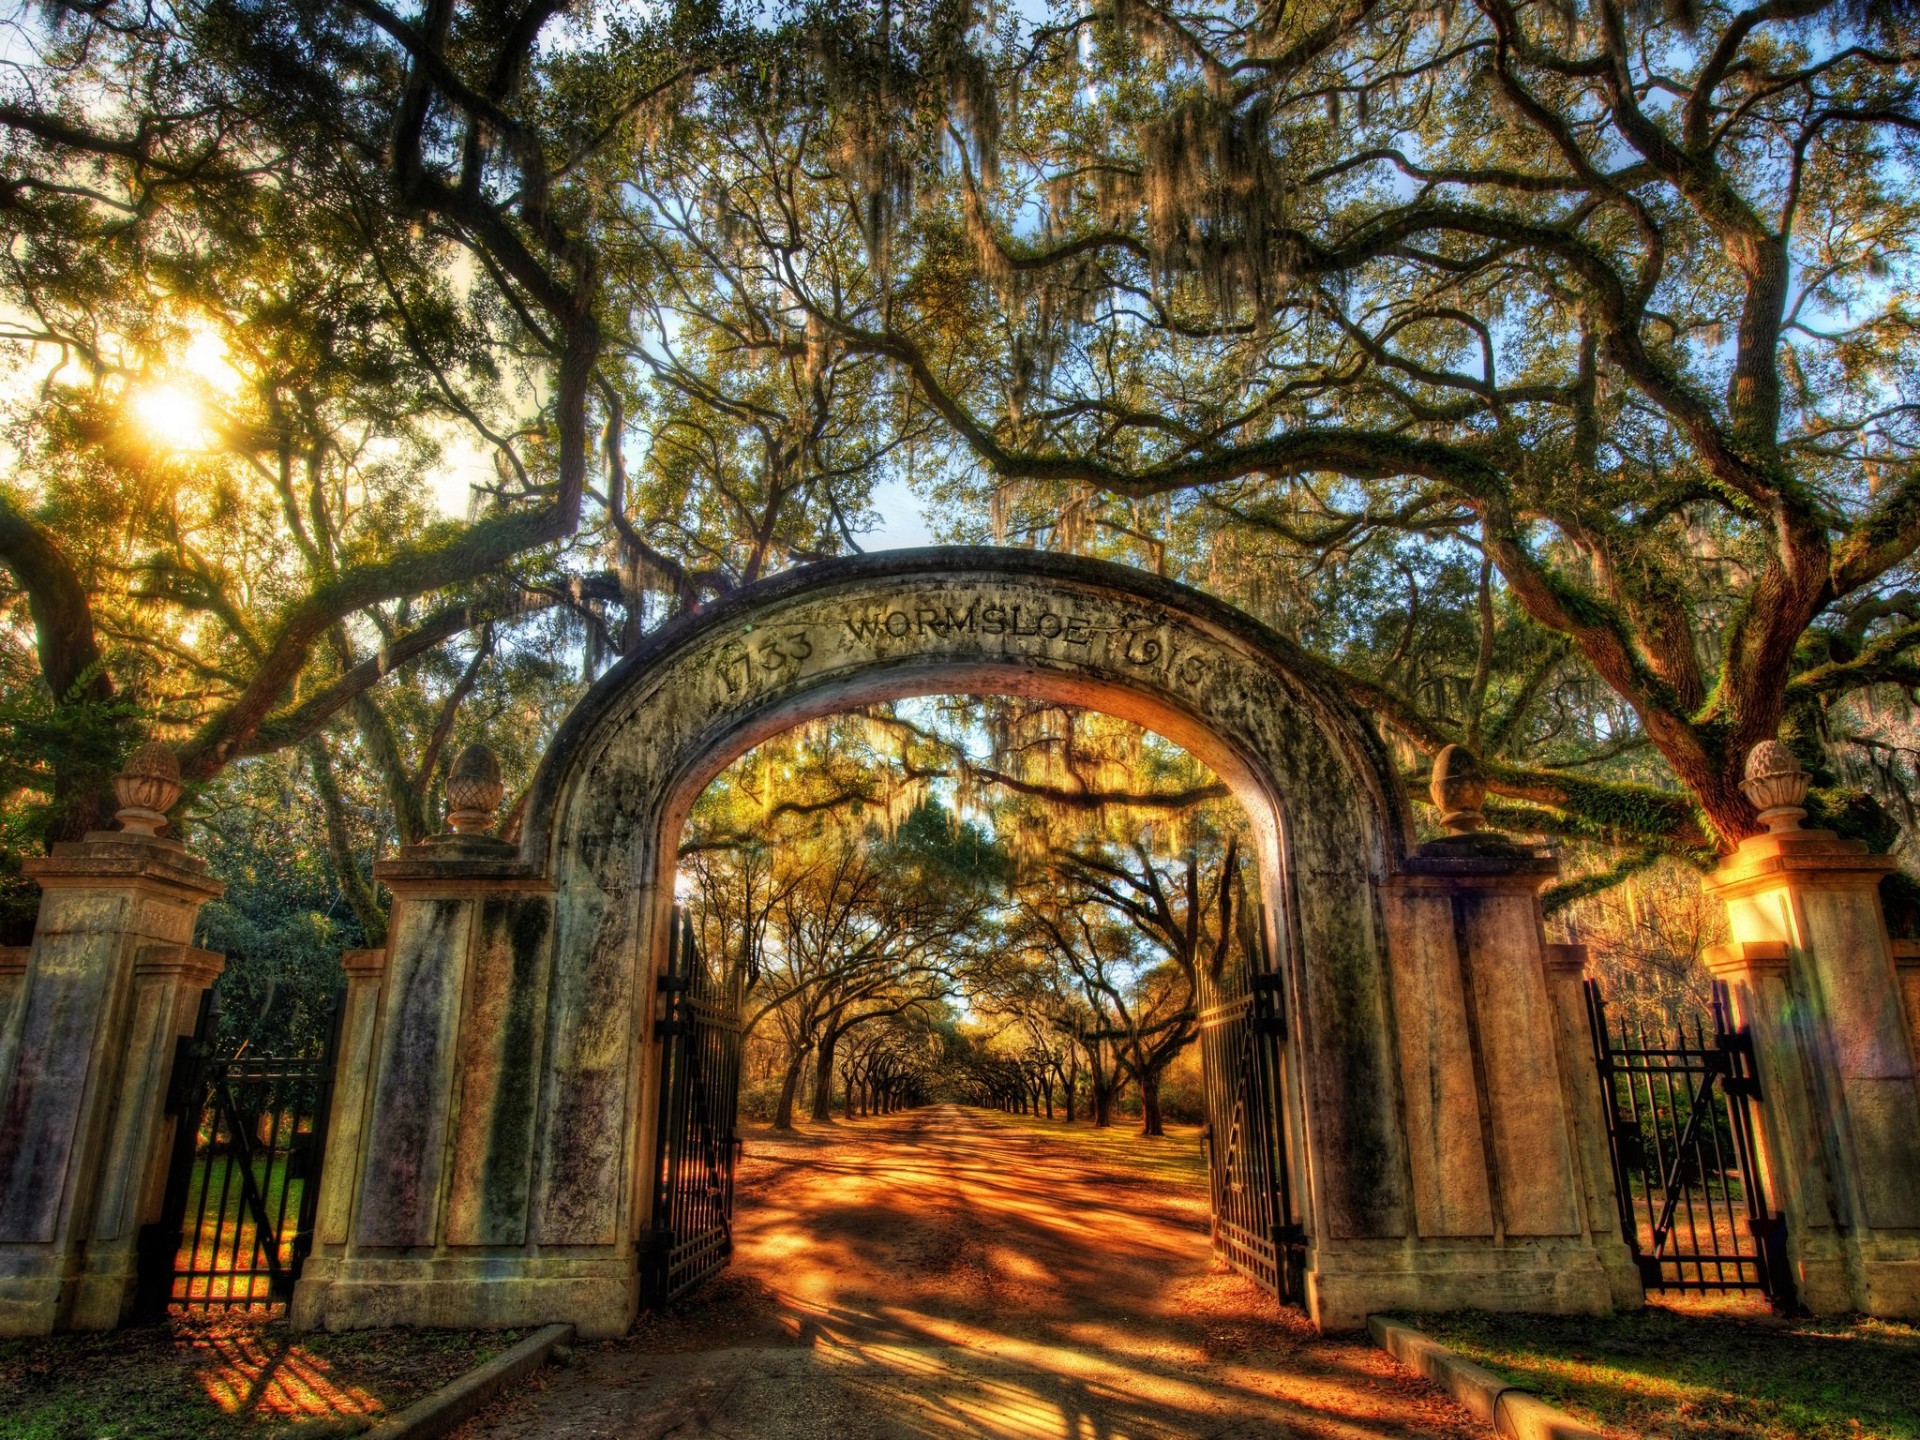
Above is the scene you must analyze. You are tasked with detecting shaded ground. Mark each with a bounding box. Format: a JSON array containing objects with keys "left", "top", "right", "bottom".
[
  {"left": 1413, "top": 1299, "right": 1920, "bottom": 1440},
  {"left": 460, "top": 1104, "right": 1484, "bottom": 1440},
  {"left": 0, "top": 1311, "right": 519, "bottom": 1438}
]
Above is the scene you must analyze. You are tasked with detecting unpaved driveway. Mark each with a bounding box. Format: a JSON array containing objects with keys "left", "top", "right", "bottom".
[{"left": 459, "top": 1105, "right": 1483, "bottom": 1440}]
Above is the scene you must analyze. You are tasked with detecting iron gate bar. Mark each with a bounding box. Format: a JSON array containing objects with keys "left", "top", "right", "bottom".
[
  {"left": 644, "top": 908, "right": 745, "bottom": 1308},
  {"left": 1585, "top": 978, "right": 1795, "bottom": 1308},
  {"left": 209, "top": 1068, "right": 290, "bottom": 1293},
  {"left": 138, "top": 989, "right": 343, "bottom": 1317},
  {"left": 1198, "top": 890, "right": 1302, "bottom": 1305}
]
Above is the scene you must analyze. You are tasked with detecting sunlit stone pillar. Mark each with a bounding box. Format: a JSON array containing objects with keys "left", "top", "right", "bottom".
[
  {"left": 0, "top": 745, "right": 225, "bottom": 1334},
  {"left": 1704, "top": 742, "right": 1920, "bottom": 1318},
  {"left": 1365, "top": 746, "right": 1634, "bottom": 1328},
  {"left": 296, "top": 945, "right": 388, "bottom": 1290}
]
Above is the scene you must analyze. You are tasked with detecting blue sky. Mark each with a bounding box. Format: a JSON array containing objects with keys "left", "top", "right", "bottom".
[{"left": 861, "top": 475, "right": 936, "bottom": 549}]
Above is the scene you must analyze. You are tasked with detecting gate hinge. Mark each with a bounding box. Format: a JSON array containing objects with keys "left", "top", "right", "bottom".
[
  {"left": 1253, "top": 1015, "right": 1288, "bottom": 1036},
  {"left": 655, "top": 1019, "right": 690, "bottom": 1039},
  {"left": 1249, "top": 974, "right": 1286, "bottom": 993},
  {"left": 1272, "top": 1223, "right": 1306, "bottom": 1246}
]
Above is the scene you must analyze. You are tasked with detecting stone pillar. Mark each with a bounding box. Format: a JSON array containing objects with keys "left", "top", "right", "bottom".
[
  {"left": 1703, "top": 742, "right": 1920, "bottom": 1318},
  {"left": 1361, "top": 746, "right": 1636, "bottom": 1326},
  {"left": 1895, "top": 940, "right": 1920, "bottom": 1075},
  {"left": 300, "top": 945, "right": 388, "bottom": 1275},
  {"left": 0, "top": 745, "right": 225, "bottom": 1335},
  {"left": 1540, "top": 940, "right": 1643, "bottom": 1307},
  {"left": 293, "top": 745, "right": 600, "bottom": 1334}
]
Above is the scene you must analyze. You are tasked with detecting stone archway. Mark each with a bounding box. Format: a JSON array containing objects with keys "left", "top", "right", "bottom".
[{"left": 288, "top": 549, "right": 1637, "bottom": 1337}]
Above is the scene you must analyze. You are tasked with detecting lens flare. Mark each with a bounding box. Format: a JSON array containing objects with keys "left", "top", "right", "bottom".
[{"left": 130, "top": 383, "right": 213, "bottom": 452}]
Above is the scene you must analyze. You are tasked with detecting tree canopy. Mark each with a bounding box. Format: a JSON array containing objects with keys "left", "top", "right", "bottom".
[{"left": 7, "top": 0, "right": 1920, "bottom": 948}]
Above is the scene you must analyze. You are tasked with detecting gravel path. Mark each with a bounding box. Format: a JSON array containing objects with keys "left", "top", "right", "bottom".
[{"left": 456, "top": 1104, "right": 1483, "bottom": 1440}]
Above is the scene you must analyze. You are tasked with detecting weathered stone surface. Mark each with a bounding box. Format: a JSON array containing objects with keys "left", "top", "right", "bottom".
[
  {"left": 1705, "top": 940, "right": 1855, "bottom": 1313},
  {"left": 1897, "top": 941, "right": 1920, "bottom": 1086},
  {"left": 446, "top": 896, "right": 552, "bottom": 1247},
  {"left": 316, "top": 949, "right": 386, "bottom": 1248},
  {"left": 355, "top": 899, "right": 474, "bottom": 1247},
  {"left": 1382, "top": 831, "right": 1603, "bottom": 1294},
  {"left": 1799, "top": 892, "right": 1920, "bottom": 1231},
  {"left": 0, "top": 833, "right": 221, "bottom": 1334},
  {"left": 0, "top": 911, "right": 127, "bottom": 1245},
  {"left": 89, "top": 946, "right": 224, "bottom": 1245},
  {"left": 1539, "top": 944, "right": 1644, "bottom": 1307},
  {"left": 1460, "top": 889, "right": 1581, "bottom": 1238},
  {"left": 0, "top": 949, "right": 28, "bottom": 1080},
  {"left": 1380, "top": 887, "right": 1495, "bottom": 1239},
  {"left": 66, "top": 943, "right": 223, "bottom": 1331},
  {"left": 1708, "top": 827, "right": 1920, "bottom": 1318}
]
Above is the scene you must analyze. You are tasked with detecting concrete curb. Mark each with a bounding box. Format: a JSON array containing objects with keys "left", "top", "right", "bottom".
[
  {"left": 371, "top": 1322, "right": 573, "bottom": 1439},
  {"left": 1368, "top": 1316, "right": 1612, "bottom": 1440}
]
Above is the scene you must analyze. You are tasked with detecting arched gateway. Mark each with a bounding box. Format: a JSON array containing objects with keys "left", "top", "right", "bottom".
[{"left": 284, "top": 549, "right": 1637, "bottom": 1335}]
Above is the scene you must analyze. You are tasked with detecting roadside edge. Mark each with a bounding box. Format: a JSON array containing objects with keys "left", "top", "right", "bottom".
[
  {"left": 372, "top": 1322, "right": 573, "bottom": 1440},
  {"left": 1367, "top": 1315, "right": 1616, "bottom": 1440}
]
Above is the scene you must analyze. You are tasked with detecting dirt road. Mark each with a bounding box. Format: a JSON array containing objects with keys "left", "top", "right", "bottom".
[{"left": 459, "top": 1105, "right": 1484, "bottom": 1440}]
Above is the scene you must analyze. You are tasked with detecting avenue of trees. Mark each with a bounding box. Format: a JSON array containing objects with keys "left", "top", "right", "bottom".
[
  {"left": 684, "top": 702, "right": 1250, "bottom": 1133},
  {"left": 4, "top": 0, "right": 1920, "bottom": 1046}
]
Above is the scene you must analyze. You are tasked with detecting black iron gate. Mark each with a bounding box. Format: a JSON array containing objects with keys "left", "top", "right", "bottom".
[
  {"left": 1198, "top": 889, "right": 1303, "bottom": 1304},
  {"left": 643, "top": 908, "right": 746, "bottom": 1308},
  {"left": 1585, "top": 979, "right": 1794, "bottom": 1308},
  {"left": 136, "top": 991, "right": 342, "bottom": 1316}
]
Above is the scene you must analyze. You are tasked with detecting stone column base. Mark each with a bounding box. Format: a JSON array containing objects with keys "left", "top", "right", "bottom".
[
  {"left": 1846, "top": 1238, "right": 1920, "bottom": 1319},
  {"left": 0, "top": 1254, "right": 65, "bottom": 1337},
  {"left": 291, "top": 1253, "right": 637, "bottom": 1338},
  {"left": 1303, "top": 1237, "right": 1620, "bottom": 1332}
]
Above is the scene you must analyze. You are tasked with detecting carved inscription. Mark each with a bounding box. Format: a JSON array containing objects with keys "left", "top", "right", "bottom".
[
  {"left": 843, "top": 601, "right": 1096, "bottom": 646},
  {"left": 1114, "top": 624, "right": 1212, "bottom": 688},
  {"left": 699, "top": 595, "right": 1220, "bottom": 704},
  {"left": 840, "top": 598, "right": 1215, "bottom": 689},
  {"left": 708, "top": 628, "right": 814, "bottom": 697}
]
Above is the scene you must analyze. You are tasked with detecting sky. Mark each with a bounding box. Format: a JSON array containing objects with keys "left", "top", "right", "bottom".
[{"left": 860, "top": 476, "right": 936, "bottom": 550}]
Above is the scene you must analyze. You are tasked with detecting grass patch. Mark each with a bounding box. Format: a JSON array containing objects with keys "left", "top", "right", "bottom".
[
  {"left": 1403, "top": 1302, "right": 1920, "bottom": 1440},
  {"left": 0, "top": 1312, "right": 519, "bottom": 1438}
]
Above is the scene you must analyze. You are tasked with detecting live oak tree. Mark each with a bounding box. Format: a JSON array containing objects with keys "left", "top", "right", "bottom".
[
  {"left": 683, "top": 700, "right": 1250, "bottom": 1125},
  {"left": 0, "top": 0, "right": 884, "bottom": 932},
  {"left": 683, "top": 717, "right": 1008, "bottom": 1127},
  {"left": 14, "top": 0, "right": 1920, "bottom": 970},
  {"left": 634, "top": 0, "right": 1920, "bottom": 861},
  {"left": 1051, "top": 834, "right": 1241, "bottom": 1135}
]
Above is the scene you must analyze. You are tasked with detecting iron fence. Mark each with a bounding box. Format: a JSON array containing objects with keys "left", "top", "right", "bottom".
[{"left": 1198, "top": 896, "right": 1302, "bottom": 1304}]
